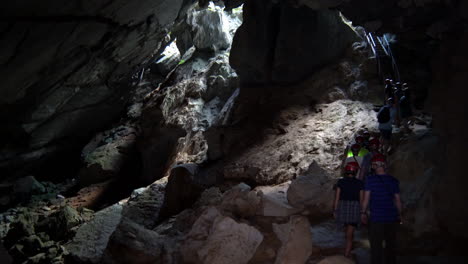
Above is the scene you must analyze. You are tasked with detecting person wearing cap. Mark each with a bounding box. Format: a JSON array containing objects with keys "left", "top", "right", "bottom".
[
  {"left": 399, "top": 86, "right": 412, "bottom": 133},
  {"left": 378, "top": 98, "right": 397, "bottom": 154},
  {"left": 343, "top": 143, "right": 364, "bottom": 177},
  {"left": 361, "top": 155, "right": 403, "bottom": 264},
  {"left": 362, "top": 130, "right": 371, "bottom": 149},
  {"left": 358, "top": 138, "right": 382, "bottom": 181},
  {"left": 333, "top": 161, "right": 364, "bottom": 258},
  {"left": 384, "top": 79, "right": 394, "bottom": 101},
  {"left": 346, "top": 136, "right": 369, "bottom": 158}
]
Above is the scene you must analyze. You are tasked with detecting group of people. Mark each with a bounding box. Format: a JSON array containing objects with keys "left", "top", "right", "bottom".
[
  {"left": 333, "top": 130, "right": 403, "bottom": 263},
  {"left": 378, "top": 79, "right": 413, "bottom": 153}
]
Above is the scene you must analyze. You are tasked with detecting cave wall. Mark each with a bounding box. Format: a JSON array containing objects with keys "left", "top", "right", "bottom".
[
  {"left": 0, "top": 0, "right": 188, "bottom": 180},
  {"left": 230, "top": 0, "right": 359, "bottom": 85},
  {"left": 428, "top": 33, "right": 468, "bottom": 238}
]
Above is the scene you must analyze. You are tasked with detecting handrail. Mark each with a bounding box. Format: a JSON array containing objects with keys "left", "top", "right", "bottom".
[
  {"left": 381, "top": 35, "right": 401, "bottom": 82},
  {"left": 366, "top": 34, "right": 377, "bottom": 58},
  {"left": 364, "top": 30, "right": 401, "bottom": 83}
]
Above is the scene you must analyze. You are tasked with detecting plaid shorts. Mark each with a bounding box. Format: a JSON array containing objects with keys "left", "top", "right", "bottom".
[{"left": 336, "top": 200, "right": 361, "bottom": 228}]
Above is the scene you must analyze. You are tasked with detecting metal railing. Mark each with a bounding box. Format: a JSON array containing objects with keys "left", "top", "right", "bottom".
[{"left": 365, "top": 31, "right": 401, "bottom": 83}]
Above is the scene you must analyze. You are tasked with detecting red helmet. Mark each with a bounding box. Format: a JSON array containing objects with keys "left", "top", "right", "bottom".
[
  {"left": 371, "top": 153, "right": 386, "bottom": 163},
  {"left": 345, "top": 162, "right": 359, "bottom": 173},
  {"left": 351, "top": 143, "right": 361, "bottom": 151},
  {"left": 369, "top": 138, "right": 380, "bottom": 147},
  {"left": 355, "top": 136, "right": 364, "bottom": 144},
  {"left": 363, "top": 131, "right": 371, "bottom": 138}
]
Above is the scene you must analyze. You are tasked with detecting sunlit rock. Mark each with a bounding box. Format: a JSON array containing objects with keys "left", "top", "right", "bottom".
[
  {"left": 198, "top": 216, "right": 263, "bottom": 264},
  {"left": 273, "top": 215, "right": 313, "bottom": 264},
  {"left": 287, "top": 161, "right": 333, "bottom": 219},
  {"left": 219, "top": 183, "right": 261, "bottom": 218},
  {"left": 254, "top": 182, "right": 302, "bottom": 217}
]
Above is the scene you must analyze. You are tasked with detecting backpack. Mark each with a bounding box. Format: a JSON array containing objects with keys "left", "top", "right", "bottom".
[{"left": 377, "top": 106, "right": 391, "bottom": 123}]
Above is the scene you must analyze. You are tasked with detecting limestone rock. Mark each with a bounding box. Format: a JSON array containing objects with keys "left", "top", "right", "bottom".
[
  {"left": 66, "top": 204, "right": 123, "bottom": 263},
  {"left": 153, "top": 40, "right": 181, "bottom": 76},
  {"left": 13, "top": 176, "right": 45, "bottom": 201},
  {"left": 287, "top": 162, "right": 333, "bottom": 218},
  {"left": 122, "top": 179, "right": 167, "bottom": 229},
  {"left": 78, "top": 125, "right": 138, "bottom": 186},
  {"left": 0, "top": 0, "right": 188, "bottom": 180},
  {"left": 103, "top": 218, "right": 179, "bottom": 264},
  {"left": 255, "top": 182, "right": 302, "bottom": 217},
  {"left": 198, "top": 216, "right": 263, "bottom": 264},
  {"left": 37, "top": 205, "right": 82, "bottom": 240},
  {"left": 219, "top": 183, "right": 261, "bottom": 218},
  {"left": 222, "top": 100, "right": 377, "bottom": 185},
  {"left": 231, "top": 0, "right": 358, "bottom": 84},
  {"left": 180, "top": 207, "right": 223, "bottom": 263},
  {"left": 159, "top": 164, "right": 206, "bottom": 219},
  {"left": 273, "top": 215, "right": 313, "bottom": 264},
  {"left": 317, "top": 255, "right": 355, "bottom": 264},
  {"left": 188, "top": 5, "right": 232, "bottom": 52}
]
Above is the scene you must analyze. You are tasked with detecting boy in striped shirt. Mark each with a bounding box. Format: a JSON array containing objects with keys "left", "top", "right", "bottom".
[{"left": 361, "top": 154, "right": 403, "bottom": 264}]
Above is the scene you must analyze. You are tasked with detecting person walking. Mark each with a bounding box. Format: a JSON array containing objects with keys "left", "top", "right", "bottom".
[
  {"left": 360, "top": 155, "right": 403, "bottom": 264},
  {"left": 399, "top": 86, "right": 413, "bottom": 133},
  {"left": 377, "top": 98, "right": 397, "bottom": 154},
  {"left": 333, "top": 161, "right": 364, "bottom": 258},
  {"left": 358, "top": 138, "right": 382, "bottom": 181}
]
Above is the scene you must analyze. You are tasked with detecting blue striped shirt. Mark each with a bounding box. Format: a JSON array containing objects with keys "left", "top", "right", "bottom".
[{"left": 365, "top": 174, "right": 400, "bottom": 223}]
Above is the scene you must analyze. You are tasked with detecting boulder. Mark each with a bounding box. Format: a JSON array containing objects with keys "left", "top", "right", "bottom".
[
  {"left": 13, "top": 176, "right": 46, "bottom": 201},
  {"left": 66, "top": 204, "right": 123, "bottom": 264},
  {"left": 287, "top": 161, "right": 333, "bottom": 219},
  {"left": 159, "top": 164, "right": 206, "bottom": 219},
  {"left": 153, "top": 40, "right": 181, "bottom": 76},
  {"left": 188, "top": 5, "right": 232, "bottom": 52},
  {"left": 219, "top": 183, "right": 261, "bottom": 218},
  {"left": 273, "top": 215, "right": 313, "bottom": 264},
  {"left": 78, "top": 125, "right": 138, "bottom": 186},
  {"left": 36, "top": 205, "right": 83, "bottom": 241},
  {"left": 102, "top": 218, "right": 179, "bottom": 264},
  {"left": 122, "top": 179, "right": 167, "bottom": 229},
  {"left": 255, "top": 182, "right": 302, "bottom": 217},
  {"left": 180, "top": 207, "right": 223, "bottom": 263},
  {"left": 317, "top": 255, "right": 355, "bottom": 264},
  {"left": 198, "top": 216, "right": 263, "bottom": 264}
]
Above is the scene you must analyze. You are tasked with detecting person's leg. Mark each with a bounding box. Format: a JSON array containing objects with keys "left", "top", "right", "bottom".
[
  {"left": 369, "top": 222, "right": 384, "bottom": 264},
  {"left": 345, "top": 224, "right": 355, "bottom": 257},
  {"left": 384, "top": 223, "right": 397, "bottom": 264}
]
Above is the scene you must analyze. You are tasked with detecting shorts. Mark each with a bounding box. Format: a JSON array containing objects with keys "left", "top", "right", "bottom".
[{"left": 379, "top": 129, "right": 392, "bottom": 140}]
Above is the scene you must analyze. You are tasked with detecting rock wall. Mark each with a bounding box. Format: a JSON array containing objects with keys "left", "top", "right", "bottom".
[
  {"left": 230, "top": 0, "right": 359, "bottom": 84},
  {"left": 0, "top": 0, "right": 186, "bottom": 180}
]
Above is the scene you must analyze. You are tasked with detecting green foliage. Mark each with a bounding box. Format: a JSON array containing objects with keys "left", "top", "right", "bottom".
[{"left": 178, "top": 59, "right": 186, "bottom": 65}]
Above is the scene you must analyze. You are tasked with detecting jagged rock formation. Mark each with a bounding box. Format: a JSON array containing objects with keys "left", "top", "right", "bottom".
[
  {"left": 0, "top": 0, "right": 194, "bottom": 181},
  {"left": 230, "top": 0, "right": 359, "bottom": 84}
]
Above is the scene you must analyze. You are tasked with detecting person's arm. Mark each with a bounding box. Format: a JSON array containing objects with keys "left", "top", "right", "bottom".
[
  {"left": 333, "top": 187, "right": 341, "bottom": 218},
  {"left": 361, "top": 190, "right": 370, "bottom": 224},
  {"left": 394, "top": 193, "right": 403, "bottom": 223}
]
